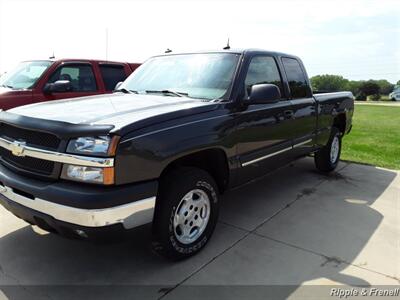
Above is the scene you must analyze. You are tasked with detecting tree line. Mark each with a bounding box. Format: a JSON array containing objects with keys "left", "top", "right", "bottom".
[{"left": 310, "top": 75, "right": 400, "bottom": 100}]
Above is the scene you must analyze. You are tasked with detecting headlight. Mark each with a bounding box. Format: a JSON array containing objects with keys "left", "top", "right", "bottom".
[
  {"left": 67, "top": 136, "right": 119, "bottom": 156},
  {"left": 63, "top": 135, "right": 119, "bottom": 184},
  {"left": 61, "top": 165, "right": 114, "bottom": 185}
]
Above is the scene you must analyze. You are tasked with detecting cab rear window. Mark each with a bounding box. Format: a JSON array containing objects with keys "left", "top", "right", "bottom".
[
  {"left": 99, "top": 65, "right": 127, "bottom": 91},
  {"left": 282, "top": 58, "right": 309, "bottom": 99}
]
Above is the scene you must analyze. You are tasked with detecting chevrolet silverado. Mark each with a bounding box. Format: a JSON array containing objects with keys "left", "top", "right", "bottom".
[{"left": 0, "top": 49, "right": 354, "bottom": 260}]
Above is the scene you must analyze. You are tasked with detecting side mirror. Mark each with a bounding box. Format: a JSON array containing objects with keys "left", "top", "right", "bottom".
[
  {"left": 43, "top": 80, "right": 72, "bottom": 94},
  {"left": 248, "top": 84, "right": 281, "bottom": 104},
  {"left": 114, "top": 81, "right": 123, "bottom": 91}
]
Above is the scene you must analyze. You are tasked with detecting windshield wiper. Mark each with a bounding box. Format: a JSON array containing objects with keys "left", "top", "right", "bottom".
[
  {"left": 113, "top": 88, "right": 138, "bottom": 94},
  {"left": 0, "top": 84, "right": 13, "bottom": 89},
  {"left": 144, "top": 90, "right": 188, "bottom": 97}
]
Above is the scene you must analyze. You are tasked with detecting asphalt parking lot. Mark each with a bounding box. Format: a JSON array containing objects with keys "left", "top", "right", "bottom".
[{"left": 0, "top": 157, "right": 399, "bottom": 299}]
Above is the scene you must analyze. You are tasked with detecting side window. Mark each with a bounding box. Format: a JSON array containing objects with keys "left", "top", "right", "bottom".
[
  {"left": 281, "top": 58, "right": 309, "bottom": 99},
  {"left": 99, "top": 65, "right": 127, "bottom": 91},
  {"left": 244, "top": 56, "right": 283, "bottom": 98},
  {"left": 47, "top": 64, "right": 97, "bottom": 92}
]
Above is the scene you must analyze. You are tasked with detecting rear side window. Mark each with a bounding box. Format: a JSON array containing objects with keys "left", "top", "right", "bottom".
[
  {"left": 245, "top": 56, "right": 283, "bottom": 97},
  {"left": 48, "top": 64, "right": 97, "bottom": 92},
  {"left": 282, "top": 58, "right": 309, "bottom": 99},
  {"left": 99, "top": 65, "right": 127, "bottom": 91}
]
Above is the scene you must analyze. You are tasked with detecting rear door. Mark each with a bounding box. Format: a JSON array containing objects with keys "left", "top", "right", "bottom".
[
  {"left": 234, "top": 55, "right": 294, "bottom": 184},
  {"left": 281, "top": 57, "right": 317, "bottom": 156}
]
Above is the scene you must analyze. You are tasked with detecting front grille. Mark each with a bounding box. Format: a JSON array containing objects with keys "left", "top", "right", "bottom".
[
  {"left": 0, "top": 123, "right": 60, "bottom": 150},
  {"left": 0, "top": 147, "right": 55, "bottom": 175}
]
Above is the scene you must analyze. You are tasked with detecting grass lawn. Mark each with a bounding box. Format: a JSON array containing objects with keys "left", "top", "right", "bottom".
[{"left": 341, "top": 105, "right": 400, "bottom": 170}]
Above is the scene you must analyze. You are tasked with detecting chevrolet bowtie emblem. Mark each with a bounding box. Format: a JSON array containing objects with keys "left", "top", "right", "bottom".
[{"left": 10, "top": 141, "right": 26, "bottom": 157}]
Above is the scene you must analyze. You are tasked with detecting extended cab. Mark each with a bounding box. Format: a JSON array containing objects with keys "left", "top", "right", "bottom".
[
  {"left": 0, "top": 49, "right": 353, "bottom": 260},
  {"left": 0, "top": 59, "right": 140, "bottom": 110}
]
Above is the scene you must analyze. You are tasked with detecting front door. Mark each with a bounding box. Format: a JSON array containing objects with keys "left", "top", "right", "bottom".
[
  {"left": 234, "top": 55, "right": 294, "bottom": 185},
  {"left": 34, "top": 63, "right": 99, "bottom": 102}
]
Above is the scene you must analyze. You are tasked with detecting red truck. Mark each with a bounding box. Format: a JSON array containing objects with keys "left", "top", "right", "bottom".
[{"left": 0, "top": 59, "right": 140, "bottom": 110}]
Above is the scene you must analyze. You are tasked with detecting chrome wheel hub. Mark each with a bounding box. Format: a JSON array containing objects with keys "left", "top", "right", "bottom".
[
  {"left": 173, "top": 189, "right": 211, "bottom": 244},
  {"left": 330, "top": 135, "right": 340, "bottom": 164}
]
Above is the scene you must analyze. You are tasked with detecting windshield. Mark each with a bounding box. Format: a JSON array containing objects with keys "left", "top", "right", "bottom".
[
  {"left": 120, "top": 53, "right": 240, "bottom": 100},
  {"left": 0, "top": 61, "right": 53, "bottom": 90}
]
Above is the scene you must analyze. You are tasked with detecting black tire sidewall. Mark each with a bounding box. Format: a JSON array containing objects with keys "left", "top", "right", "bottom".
[
  {"left": 314, "top": 127, "right": 342, "bottom": 172},
  {"left": 153, "top": 168, "right": 219, "bottom": 259},
  {"left": 329, "top": 129, "right": 341, "bottom": 168}
]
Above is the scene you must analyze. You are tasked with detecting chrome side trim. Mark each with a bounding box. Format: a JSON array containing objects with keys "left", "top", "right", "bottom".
[
  {"left": 293, "top": 139, "right": 313, "bottom": 148},
  {"left": 0, "top": 137, "right": 114, "bottom": 167},
  {"left": 241, "top": 138, "right": 314, "bottom": 167},
  {"left": 0, "top": 184, "right": 155, "bottom": 229},
  {"left": 241, "top": 146, "right": 292, "bottom": 167}
]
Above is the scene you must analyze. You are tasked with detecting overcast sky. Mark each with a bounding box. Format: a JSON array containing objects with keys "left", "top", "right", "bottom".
[{"left": 0, "top": 0, "right": 399, "bottom": 83}]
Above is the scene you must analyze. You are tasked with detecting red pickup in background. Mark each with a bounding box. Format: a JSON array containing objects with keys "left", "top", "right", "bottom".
[{"left": 0, "top": 59, "right": 141, "bottom": 110}]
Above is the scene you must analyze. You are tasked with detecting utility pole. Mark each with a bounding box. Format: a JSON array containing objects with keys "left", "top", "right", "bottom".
[{"left": 105, "top": 28, "right": 109, "bottom": 61}]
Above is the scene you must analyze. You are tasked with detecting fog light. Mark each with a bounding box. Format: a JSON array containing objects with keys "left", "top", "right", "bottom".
[{"left": 61, "top": 164, "right": 114, "bottom": 185}]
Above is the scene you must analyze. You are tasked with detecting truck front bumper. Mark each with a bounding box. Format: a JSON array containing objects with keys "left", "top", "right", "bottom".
[{"left": 0, "top": 164, "right": 157, "bottom": 239}]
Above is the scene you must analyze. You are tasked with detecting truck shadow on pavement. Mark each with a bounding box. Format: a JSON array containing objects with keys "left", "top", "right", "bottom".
[{"left": 0, "top": 159, "right": 398, "bottom": 300}]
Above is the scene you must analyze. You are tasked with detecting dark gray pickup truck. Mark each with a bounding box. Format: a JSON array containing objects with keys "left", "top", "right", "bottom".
[{"left": 0, "top": 49, "right": 354, "bottom": 260}]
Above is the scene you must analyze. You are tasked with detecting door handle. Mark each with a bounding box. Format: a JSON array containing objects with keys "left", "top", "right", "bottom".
[{"left": 284, "top": 110, "right": 294, "bottom": 119}]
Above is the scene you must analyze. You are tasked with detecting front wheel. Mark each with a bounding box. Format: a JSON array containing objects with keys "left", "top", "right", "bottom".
[
  {"left": 152, "top": 167, "right": 219, "bottom": 260},
  {"left": 314, "top": 127, "right": 342, "bottom": 172}
]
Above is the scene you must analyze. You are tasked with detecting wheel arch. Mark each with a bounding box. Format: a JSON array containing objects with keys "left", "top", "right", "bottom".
[
  {"left": 333, "top": 113, "right": 346, "bottom": 135},
  {"left": 159, "top": 148, "right": 230, "bottom": 194}
]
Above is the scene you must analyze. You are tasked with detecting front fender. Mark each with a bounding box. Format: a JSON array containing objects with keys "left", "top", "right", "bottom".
[{"left": 114, "top": 112, "right": 237, "bottom": 185}]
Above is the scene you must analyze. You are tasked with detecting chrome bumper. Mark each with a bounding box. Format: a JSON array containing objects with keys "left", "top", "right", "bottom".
[{"left": 0, "top": 184, "right": 155, "bottom": 229}]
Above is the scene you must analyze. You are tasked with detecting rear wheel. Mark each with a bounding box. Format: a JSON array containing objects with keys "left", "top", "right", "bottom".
[
  {"left": 152, "top": 167, "right": 219, "bottom": 260},
  {"left": 314, "top": 127, "right": 342, "bottom": 172}
]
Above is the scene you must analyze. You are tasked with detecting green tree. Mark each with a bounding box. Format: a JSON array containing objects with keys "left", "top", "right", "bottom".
[
  {"left": 375, "top": 79, "right": 394, "bottom": 95},
  {"left": 346, "top": 80, "right": 363, "bottom": 96},
  {"left": 310, "top": 75, "right": 349, "bottom": 92},
  {"left": 358, "top": 81, "right": 380, "bottom": 100}
]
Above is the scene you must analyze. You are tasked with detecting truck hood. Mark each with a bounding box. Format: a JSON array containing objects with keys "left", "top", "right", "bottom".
[
  {"left": 0, "top": 87, "right": 30, "bottom": 94},
  {"left": 0, "top": 87, "right": 12, "bottom": 94},
  {"left": 8, "top": 93, "right": 216, "bottom": 131}
]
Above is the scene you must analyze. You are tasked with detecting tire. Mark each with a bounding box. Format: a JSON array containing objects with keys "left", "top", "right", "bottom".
[
  {"left": 314, "top": 127, "right": 342, "bottom": 172},
  {"left": 152, "top": 167, "right": 219, "bottom": 260}
]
